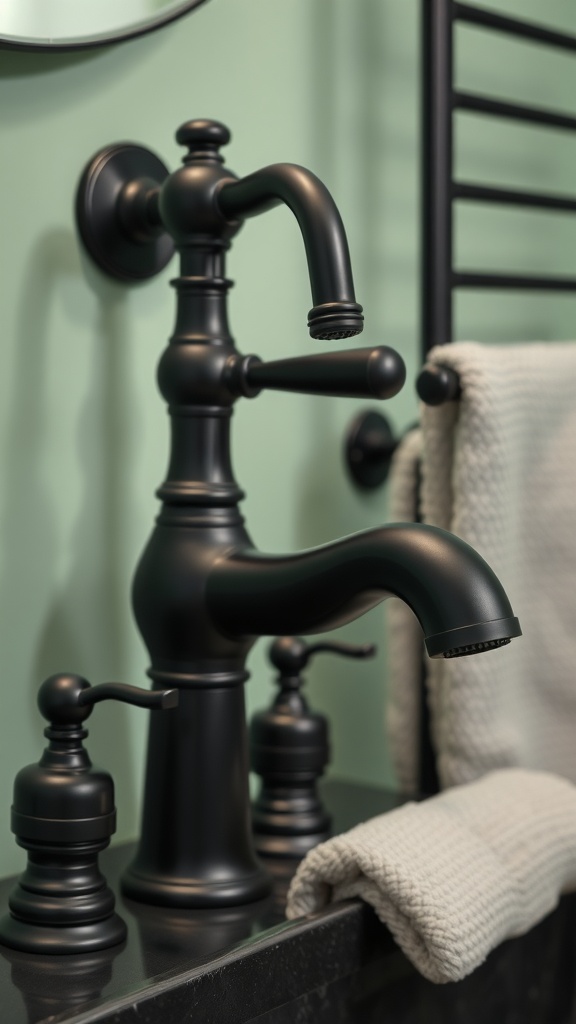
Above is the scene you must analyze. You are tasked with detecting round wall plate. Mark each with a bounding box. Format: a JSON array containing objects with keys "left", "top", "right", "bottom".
[
  {"left": 345, "top": 409, "right": 397, "bottom": 489},
  {"left": 76, "top": 144, "right": 175, "bottom": 283}
]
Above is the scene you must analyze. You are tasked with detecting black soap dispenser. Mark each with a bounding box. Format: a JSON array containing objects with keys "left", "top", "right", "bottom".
[
  {"left": 250, "top": 637, "right": 375, "bottom": 858},
  {"left": 0, "top": 673, "right": 178, "bottom": 955}
]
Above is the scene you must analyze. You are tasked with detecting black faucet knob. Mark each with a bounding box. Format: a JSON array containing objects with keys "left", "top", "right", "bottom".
[{"left": 175, "top": 119, "right": 231, "bottom": 162}]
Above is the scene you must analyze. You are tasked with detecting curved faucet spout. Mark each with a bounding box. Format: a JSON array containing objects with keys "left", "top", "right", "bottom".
[
  {"left": 208, "top": 523, "right": 521, "bottom": 659},
  {"left": 217, "top": 164, "right": 364, "bottom": 340}
]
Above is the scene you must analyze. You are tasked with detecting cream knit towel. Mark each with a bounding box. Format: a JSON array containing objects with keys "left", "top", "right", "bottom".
[
  {"left": 286, "top": 769, "right": 576, "bottom": 983},
  {"left": 387, "top": 342, "right": 576, "bottom": 793}
]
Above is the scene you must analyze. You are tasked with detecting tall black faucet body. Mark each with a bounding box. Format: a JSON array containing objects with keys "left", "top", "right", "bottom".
[{"left": 76, "top": 120, "right": 521, "bottom": 908}]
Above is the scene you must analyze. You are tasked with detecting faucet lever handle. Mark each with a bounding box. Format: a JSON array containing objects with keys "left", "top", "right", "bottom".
[
  {"left": 227, "top": 346, "right": 406, "bottom": 400},
  {"left": 37, "top": 675, "right": 178, "bottom": 728},
  {"left": 78, "top": 682, "right": 179, "bottom": 711}
]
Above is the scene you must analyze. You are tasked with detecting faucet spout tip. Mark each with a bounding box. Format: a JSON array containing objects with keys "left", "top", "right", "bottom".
[
  {"left": 425, "top": 615, "right": 522, "bottom": 659},
  {"left": 308, "top": 301, "right": 364, "bottom": 340}
]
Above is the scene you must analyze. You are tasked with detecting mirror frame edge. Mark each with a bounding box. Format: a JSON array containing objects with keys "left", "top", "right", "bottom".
[{"left": 0, "top": 0, "right": 211, "bottom": 53}]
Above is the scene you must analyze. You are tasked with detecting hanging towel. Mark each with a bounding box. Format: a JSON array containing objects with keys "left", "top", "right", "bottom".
[
  {"left": 286, "top": 768, "right": 576, "bottom": 983},
  {"left": 387, "top": 341, "right": 576, "bottom": 792}
]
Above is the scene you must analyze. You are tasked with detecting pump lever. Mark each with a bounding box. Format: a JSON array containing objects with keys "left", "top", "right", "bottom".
[
  {"left": 269, "top": 636, "right": 376, "bottom": 675},
  {"left": 78, "top": 682, "right": 178, "bottom": 711},
  {"left": 37, "top": 674, "right": 179, "bottom": 726},
  {"left": 226, "top": 346, "right": 406, "bottom": 401}
]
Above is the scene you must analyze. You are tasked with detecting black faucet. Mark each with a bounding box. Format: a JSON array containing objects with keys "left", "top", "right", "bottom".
[{"left": 76, "top": 119, "right": 521, "bottom": 908}]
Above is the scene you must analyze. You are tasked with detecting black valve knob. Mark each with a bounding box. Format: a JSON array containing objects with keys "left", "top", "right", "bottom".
[
  {"left": 417, "top": 363, "right": 461, "bottom": 405},
  {"left": 175, "top": 119, "right": 231, "bottom": 162},
  {"left": 0, "top": 675, "right": 178, "bottom": 955},
  {"left": 250, "top": 637, "right": 375, "bottom": 858}
]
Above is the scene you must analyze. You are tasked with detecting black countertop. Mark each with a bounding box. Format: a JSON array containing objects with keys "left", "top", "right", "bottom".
[{"left": 0, "top": 780, "right": 575, "bottom": 1024}]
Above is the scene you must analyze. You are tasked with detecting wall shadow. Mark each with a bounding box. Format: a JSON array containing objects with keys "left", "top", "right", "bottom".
[{"left": 0, "top": 226, "right": 139, "bottom": 835}]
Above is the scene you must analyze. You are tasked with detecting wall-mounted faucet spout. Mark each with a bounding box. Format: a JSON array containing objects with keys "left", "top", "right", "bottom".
[
  {"left": 217, "top": 164, "right": 364, "bottom": 340},
  {"left": 208, "top": 524, "right": 521, "bottom": 659},
  {"left": 76, "top": 118, "right": 521, "bottom": 910}
]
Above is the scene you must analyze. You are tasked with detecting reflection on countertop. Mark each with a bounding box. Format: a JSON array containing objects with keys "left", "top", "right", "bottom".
[{"left": 0, "top": 780, "right": 574, "bottom": 1024}]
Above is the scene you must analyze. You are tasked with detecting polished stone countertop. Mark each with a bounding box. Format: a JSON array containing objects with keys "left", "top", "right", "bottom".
[{"left": 0, "top": 779, "right": 574, "bottom": 1024}]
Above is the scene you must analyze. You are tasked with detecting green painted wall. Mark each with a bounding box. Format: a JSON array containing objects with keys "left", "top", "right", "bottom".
[{"left": 0, "top": 0, "right": 575, "bottom": 876}]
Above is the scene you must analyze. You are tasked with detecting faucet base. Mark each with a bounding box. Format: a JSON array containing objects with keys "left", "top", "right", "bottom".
[
  {"left": 121, "top": 864, "right": 272, "bottom": 909},
  {"left": 119, "top": 679, "right": 272, "bottom": 909}
]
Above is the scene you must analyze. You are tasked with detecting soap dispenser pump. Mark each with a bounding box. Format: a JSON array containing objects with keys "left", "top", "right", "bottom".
[
  {"left": 0, "top": 674, "right": 178, "bottom": 955},
  {"left": 250, "top": 637, "right": 375, "bottom": 858}
]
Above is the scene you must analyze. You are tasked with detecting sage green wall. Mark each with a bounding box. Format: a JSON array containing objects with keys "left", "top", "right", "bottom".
[{"left": 0, "top": 0, "right": 575, "bottom": 876}]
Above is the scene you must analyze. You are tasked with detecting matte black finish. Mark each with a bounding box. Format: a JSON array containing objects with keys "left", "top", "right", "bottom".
[
  {"left": 77, "top": 121, "right": 364, "bottom": 341},
  {"left": 233, "top": 347, "right": 405, "bottom": 399},
  {"left": 217, "top": 166, "right": 364, "bottom": 339},
  {"left": 418, "top": 1, "right": 575, "bottom": 788},
  {"left": 422, "top": 0, "right": 453, "bottom": 350},
  {"left": 345, "top": 409, "right": 398, "bottom": 489},
  {"left": 251, "top": 638, "right": 375, "bottom": 857},
  {"left": 76, "top": 145, "right": 175, "bottom": 282},
  {"left": 0, "top": 781, "right": 574, "bottom": 1024},
  {"left": 421, "top": 0, "right": 576, "bottom": 364},
  {"left": 454, "top": 90, "right": 576, "bottom": 133},
  {"left": 454, "top": 271, "right": 576, "bottom": 291},
  {"left": 454, "top": 181, "right": 576, "bottom": 213},
  {"left": 208, "top": 524, "right": 520, "bottom": 652},
  {"left": 0, "top": 675, "right": 177, "bottom": 954},
  {"left": 417, "top": 363, "right": 461, "bottom": 405},
  {"left": 454, "top": 1, "right": 576, "bottom": 51},
  {"left": 76, "top": 117, "right": 520, "bottom": 909}
]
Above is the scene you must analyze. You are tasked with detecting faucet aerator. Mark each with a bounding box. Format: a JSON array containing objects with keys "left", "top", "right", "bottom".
[
  {"left": 307, "top": 301, "right": 364, "bottom": 340},
  {"left": 442, "top": 638, "right": 511, "bottom": 659},
  {"left": 425, "top": 615, "right": 522, "bottom": 660}
]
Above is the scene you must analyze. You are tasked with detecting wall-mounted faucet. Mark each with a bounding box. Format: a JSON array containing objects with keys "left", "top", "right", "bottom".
[{"left": 76, "top": 119, "right": 521, "bottom": 908}]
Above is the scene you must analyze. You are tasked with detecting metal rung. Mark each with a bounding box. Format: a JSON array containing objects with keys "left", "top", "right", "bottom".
[
  {"left": 453, "top": 182, "right": 576, "bottom": 213},
  {"left": 453, "top": 91, "right": 576, "bottom": 132},
  {"left": 453, "top": 2, "right": 576, "bottom": 53},
  {"left": 453, "top": 272, "right": 576, "bottom": 291}
]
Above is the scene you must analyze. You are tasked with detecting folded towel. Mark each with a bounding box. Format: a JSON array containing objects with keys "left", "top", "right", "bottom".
[
  {"left": 286, "top": 769, "right": 576, "bottom": 983},
  {"left": 387, "top": 341, "right": 576, "bottom": 792}
]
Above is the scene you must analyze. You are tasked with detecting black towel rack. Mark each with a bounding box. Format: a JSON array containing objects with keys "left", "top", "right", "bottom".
[
  {"left": 416, "top": 0, "right": 576, "bottom": 793},
  {"left": 419, "top": 0, "right": 576, "bottom": 405}
]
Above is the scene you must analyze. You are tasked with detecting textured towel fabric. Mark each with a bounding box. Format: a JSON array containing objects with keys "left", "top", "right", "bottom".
[
  {"left": 286, "top": 769, "right": 576, "bottom": 983},
  {"left": 387, "top": 342, "right": 576, "bottom": 792}
]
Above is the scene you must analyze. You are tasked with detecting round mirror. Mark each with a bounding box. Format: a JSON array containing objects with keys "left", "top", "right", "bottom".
[{"left": 0, "top": 0, "right": 210, "bottom": 51}]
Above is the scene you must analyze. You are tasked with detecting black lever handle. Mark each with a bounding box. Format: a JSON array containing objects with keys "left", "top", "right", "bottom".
[
  {"left": 38, "top": 674, "right": 179, "bottom": 727},
  {"left": 78, "top": 682, "right": 179, "bottom": 711},
  {"left": 227, "top": 347, "right": 406, "bottom": 400},
  {"left": 269, "top": 636, "right": 376, "bottom": 675}
]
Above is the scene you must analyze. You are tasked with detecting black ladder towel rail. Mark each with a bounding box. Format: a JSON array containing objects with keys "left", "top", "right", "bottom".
[
  {"left": 417, "top": 0, "right": 576, "bottom": 790},
  {"left": 422, "top": 0, "right": 576, "bottom": 372}
]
